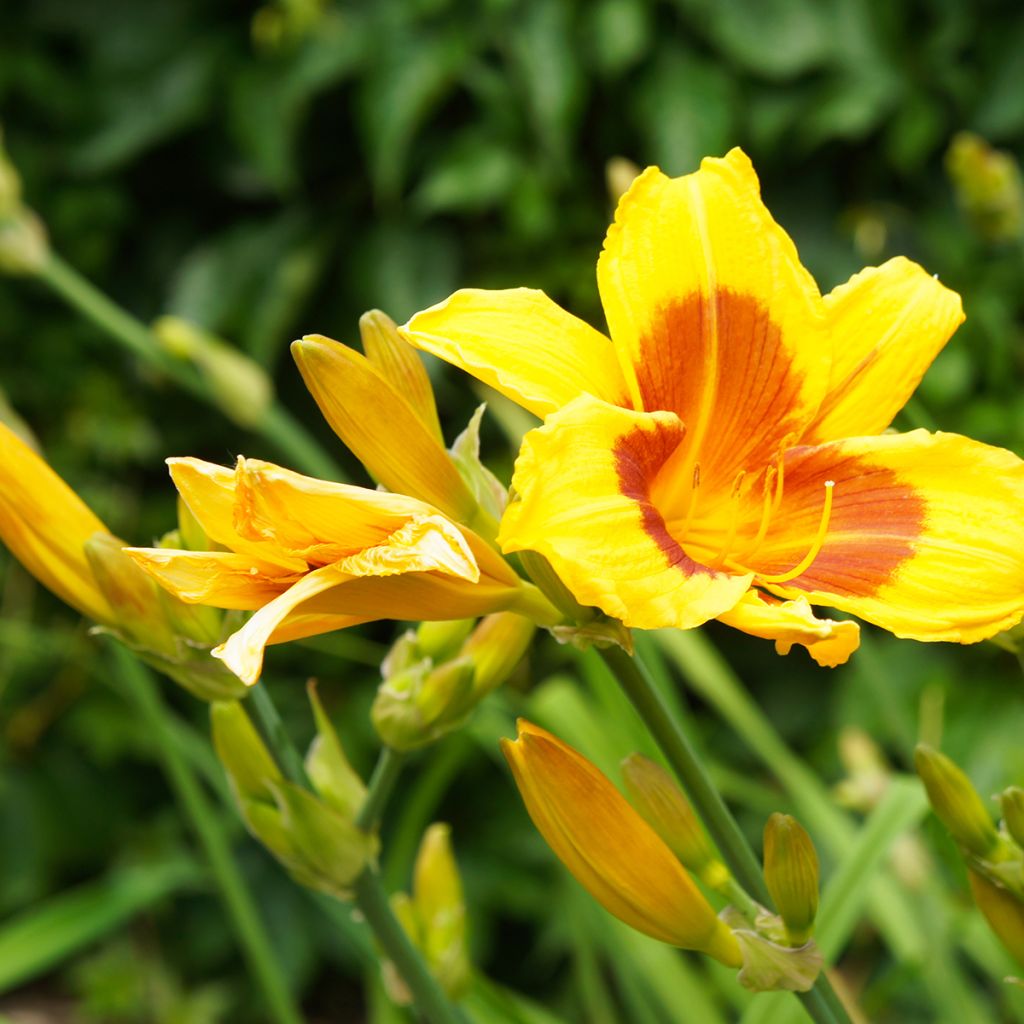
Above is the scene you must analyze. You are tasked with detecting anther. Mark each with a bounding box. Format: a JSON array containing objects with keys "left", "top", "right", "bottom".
[{"left": 755, "top": 481, "right": 835, "bottom": 585}]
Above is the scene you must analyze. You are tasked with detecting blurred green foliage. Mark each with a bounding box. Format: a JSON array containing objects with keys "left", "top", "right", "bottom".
[{"left": 1, "top": 0, "right": 1024, "bottom": 1021}]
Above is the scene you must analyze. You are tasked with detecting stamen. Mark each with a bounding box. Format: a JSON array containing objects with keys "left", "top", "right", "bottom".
[
  {"left": 755, "top": 481, "right": 835, "bottom": 585},
  {"left": 739, "top": 464, "right": 777, "bottom": 560},
  {"left": 709, "top": 470, "right": 746, "bottom": 569},
  {"left": 679, "top": 462, "right": 702, "bottom": 537}
]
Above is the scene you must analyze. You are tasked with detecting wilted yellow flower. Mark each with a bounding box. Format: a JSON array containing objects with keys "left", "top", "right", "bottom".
[
  {"left": 127, "top": 456, "right": 555, "bottom": 685},
  {"left": 402, "top": 148, "right": 1024, "bottom": 662},
  {"left": 502, "top": 719, "right": 741, "bottom": 965}
]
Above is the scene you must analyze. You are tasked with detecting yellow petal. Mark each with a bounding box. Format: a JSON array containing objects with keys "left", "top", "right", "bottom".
[
  {"left": 596, "top": 151, "right": 830, "bottom": 499},
  {"left": 401, "top": 287, "right": 629, "bottom": 418},
  {"left": 359, "top": 309, "right": 443, "bottom": 440},
  {"left": 748, "top": 430, "right": 1024, "bottom": 642},
  {"left": 803, "top": 257, "right": 965, "bottom": 443},
  {"left": 716, "top": 590, "right": 860, "bottom": 668},
  {"left": 0, "top": 422, "right": 114, "bottom": 624},
  {"left": 499, "top": 394, "right": 751, "bottom": 629},
  {"left": 502, "top": 720, "right": 741, "bottom": 964},
  {"left": 292, "top": 335, "right": 482, "bottom": 526}
]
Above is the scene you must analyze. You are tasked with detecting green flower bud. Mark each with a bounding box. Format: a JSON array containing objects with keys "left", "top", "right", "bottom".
[
  {"left": 946, "top": 132, "right": 1024, "bottom": 243},
  {"left": 1002, "top": 788, "right": 1024, "bottom": 851},
  {"left": 460, "top": 612, "right": 534, "bottom": 699},
  {"left": 763, "top": 813, "right": 819, "bottom": 946},
  {"left": 371, "top": 659, "right": 476, "bottom": 751},
  {"left": 305, "top": 682, "right": 366, "bottom": 820},
  {"left": 415, "top": 619, "right": 475, "bottom": 663},
  {"left": 621, "top": 753, "right": 724, "bottom": 886},
  {"left": 449, "top": 405, "right": 507, "bottom": 529},
  {"left": 915, "top": 744, "right": 1000, "bottom": 858},
  {"left": 968, "top": 869, "right": 1024, "bottom": 969}
]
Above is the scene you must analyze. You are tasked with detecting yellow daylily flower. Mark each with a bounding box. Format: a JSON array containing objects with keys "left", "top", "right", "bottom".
[
  {"left": 502, "top": 719, "right": 742, "bottom": 966},
  {"left": 0, "top": 420, "right": 115, "bottom": 624},
  {"left": 402, "top": 148, "right": 1024, "bottom": 655},
  {"left": 127, "top": 456, "right": 555, "bottom": 686}
]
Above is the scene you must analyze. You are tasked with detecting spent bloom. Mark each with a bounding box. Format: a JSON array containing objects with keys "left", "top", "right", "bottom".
[{"left": 402, "top": 148, "right": 1024, "bottom": 665}]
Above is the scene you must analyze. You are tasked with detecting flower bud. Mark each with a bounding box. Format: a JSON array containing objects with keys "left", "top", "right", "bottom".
[
  {"left": 1002, "top": 788, "right": 1024, "bottom": 851},
  {"left": 763, "top": 813, "right": 819, "bottom": 946},
  {"left": 968, "top": 869, "right": 1024, "bottom": 969},
  {"left": 415, "top": 619, "right": 475, "bottom": 663},
  {"left": 413, "top": 824, "right": 472, "bottom": 998},
  {"left": 460, "top": 612, "right": 534, "bottom": 698},
  {"left": 449, "top": 405, "right": 507, "bottom": 526},
  {"left": 621, "top": 753, "right": 724, "bottom": 886},
  {"left": 152, "top": 316, "right": 273, "bottom": 429},
  {"left": 211, "top": 700, "right": 375, "bottom": 898},
  {"left": 305, "top": 682, "right": 366, "bottom": 820},
  {"left": 0, "top": 129, "right": 48, "bottom": 276},
  {"left": 915, "top": 744, "right": 1000, "bottom": 858},
  {"left": 606, "top": 156, "right": 641, "bottom": 203},
  {"left": 946, "top": 132, "right": 1024, "bottom": 243}
]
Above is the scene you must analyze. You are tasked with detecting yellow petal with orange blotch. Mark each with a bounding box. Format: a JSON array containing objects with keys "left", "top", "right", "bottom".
[
  {"left": 597, "top": 150, "right": 829, "bottom": 499},
  {"left": 401, "top": 287, "right": 629, "bottom": 419},
  {"left": 502, "top": 720, "right": 741, "bottom": 964},
  {"left": 746, "top": 430, "right": 1024, "bottom": 642},
  {"left": 716, "top": 590, "right": 860, "bottom": 668},
  {"left": 803, "top": 257, "right": 964, "bottom": 443},
  {"left": 499, "top": 394, "right": 751, "bottom": 629},
  {"left": 0, "top": 422, "right": 115, "bottom": 624},
  {"left": 292, "top": 335, "right": 483, "bottom": 527}
]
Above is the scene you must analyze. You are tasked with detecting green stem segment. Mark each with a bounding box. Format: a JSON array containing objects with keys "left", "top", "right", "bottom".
[
  {"left": 598, "top": 645, "right": 853, "bottom": 1024},
  {"left": 109, "top": 646, "right": 303, "bottom": 1024},
  {"left": 39, "top": 252, "right": 341, "bottom": 481},
  {"left": 246, "top": 681, "right": 462, "bottom": 1024}
]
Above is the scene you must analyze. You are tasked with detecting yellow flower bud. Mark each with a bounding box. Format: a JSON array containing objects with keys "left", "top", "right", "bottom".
[
  {"left": 1002, "top": 788, "right": 1024, "bottom": 851},
  {"left": 502, "top": 720, "right": 741, "bottom": 966},
  {"left": 620, "top": 753, "right": 723, "bottom": 885},
  {"left": 968, "top": 869, "right": 1024, "bottom": 969},
  {"left": 763, "top": 813, "right": 819, "bottom": 946},
  {"left": 915, "top": 745, "right": 1000, "bottom": 858}
]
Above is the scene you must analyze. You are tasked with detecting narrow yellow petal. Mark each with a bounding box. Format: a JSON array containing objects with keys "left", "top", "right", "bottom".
[
  {"left": 502, "top": 720, "right": 741, "bottom": 964},
  {"left": 292, "top": 335, "right": 480, "bottom": 524},
  {"left": 804, "top": 256, "right": 965, "bottom": 443},
  {"left": 0, "top": 422, "right": 114, "bottom": 624},
  {"left": 716, "top": 590, "right": 860, "bottom": 668},
  {"left": 401, "top": 287, "right": 629, "bottom": 418}
]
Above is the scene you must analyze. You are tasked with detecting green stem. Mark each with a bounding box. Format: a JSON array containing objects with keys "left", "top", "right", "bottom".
[
  {"left": 245, "top": 684, "right": 463, "bottom": 1024},
  {"left": 108, "top": 646, "right": 303, "bottom": 1024},
  {"left": 598, "top": 645, "right": 853, "bottom": 1024},
  {"left": 39, "top": 252, "right": 341, "bottom": 481}
]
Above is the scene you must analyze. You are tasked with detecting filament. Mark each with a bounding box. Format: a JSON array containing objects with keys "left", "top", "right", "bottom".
[
  {"left": 755, "top": 481, "right": 835, "bottom": 585},
  {"left": 709, "top": 471, "right": 746, "bottom": 569},
  {"left": 739, "top": 465, "right": 777, "bottom": 560},
  {"left": 679, "top": 462, "right": 702, "bottom": 537}
]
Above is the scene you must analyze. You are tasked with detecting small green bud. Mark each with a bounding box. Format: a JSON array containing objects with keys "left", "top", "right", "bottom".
[
  {"left": 968, "top": 869, "right": 1024, "bottom": 969},
  {"left": 211, "top": 701, "right": 283, "bottom": 801},
  {"left": 621, "top": 753, "right": 723, "bottom": 885},
  {"left": 1002, "top": 788, "right": 1024, "bottom": 850},
  {"left": 460, "top": 612, "right": 534, "bottom": 699},
  {"left": 415, "top": 619, "right": 475, "bottom": 662},
  {"left": 450, "top": 405, "right": 507, "bottom": 528},
  {"left": 946, "top": 132, "right": 1024, "bottom": 243},
  {"left": 915, "top": 744, "right": 1000, "bottom": 858},
  {"left": 305, "top": 682, "right": 366, "bottom": 820},
  {"left": 371, "top": 659, "right": 476, "bottom": 751},
  {"left": 152, "top": 316, "right": 273, "bottom": 429},
  {"left": 763, "top": 813, "right": 819, "bottom": 946},
  {"left": 176, "top": 495, "right": 210, "bottom": 552}
]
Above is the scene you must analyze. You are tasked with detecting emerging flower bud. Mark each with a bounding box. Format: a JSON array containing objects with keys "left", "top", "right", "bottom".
[
  {"left": 915, "top": 745, "right": 1001, "bottom": 859},
  {"left": 946, "top": 132, "right": 1024, "bottom": 243},
  {"left": 968, "top": 869, "right": 1024, "bottom": 969},
  {"left": 763, "top": 813, "right": 820, "bottom": 946},
  {"left": 1002, "top": 788, "right": 1024, "bottom": 851},
  {"left": 621, "top": 753, "right": 725, "bottom": 886}
]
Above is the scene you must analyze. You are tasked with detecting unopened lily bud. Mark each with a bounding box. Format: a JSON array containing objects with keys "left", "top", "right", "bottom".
[
  {"left": 1002, "top": 788, "right": 1024, "bottom": 851},
  {"left": 415, "top": 619, "right": 475, "bottom": 663},
  {"left": 968, "top": 869, "right": 1024, "bottom": 969},
  {"left": 211, "top": 700, "right": 376, "bottom": 899},
  {"left": 372, "top": 659, "right": 476, "bottom": 751},
  {"left": 381, "top": 892, "right": 419, "bottom": 1005},
  {"left": 518, "top": 549, "right": 595, "bottom": 622},
  {"left": 621, "top": 753, "right": 724, "bottom": 886},
  {"left": 305, "top": 682, "right": 366, "bottom": 820},
  {"left": 449, "top": 405, "right": 507, "bottom": 526},
  {"left": 176, "top": 495, "right": 210, "bottom": 552},
  {"left": 763, "top": 813, "right": 819, "bottom": 946},
  {"left": 360, "top": 310, "right": 443, "bottom": 440},
  {"left": 413, "top": 823, "right": 472, "bottom": 998},
  {"left": 153, "top": 316, "right": 273, "bottom": 429},
  {"left": 460, "top": 612, "right": 534, "bottom": 698},
  {"left": 915, "top": 745, "right": 1000, "bottom": 858},
  {"left": 0, "top": 129, "right": 48, "bottom": 276},
  {"left": 84, "top": 532, "right": 177, "bottom": 656},
  {"left": 946, "top": 132, "right": 1024, "bottom": 243}
]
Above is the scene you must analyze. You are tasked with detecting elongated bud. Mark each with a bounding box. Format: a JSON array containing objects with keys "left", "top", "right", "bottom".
[
  {"left": 413, "top": 823, "right": 472, "bottom": 998},
  {"left": 460, "top": 612, "right": 534, "bottom": 698},
  {"left": 0, "top": 128, "right": 48, "bottom": 276},
  {"left": 211, "top": 700, "right": 375, "bottom": 898},
  {"left": 763, "top": 813, "right": 819, "bottom": 946},
  {"left": 305, "top": 683, "right": 366, "bottom": 820},
  {"left": 176, "top": 495, "right": 210, "bottom": 552},
  {"left": 360, "top": 310, "right": 443, "bottom": 441},
  {"left": 449, "top": 405, "right": 507, "bottom": 525},
  {"left": 1002, "top": 788, "right": 1024, "bottom": 850},
  {"left": 968, "top": 869, "right": 1024, "bottom": 968},
  {"left": 915, "top": 745, "right": 1000, "bottom": 858},
  {"left": 415, "top": 619, "right": 475, "bottom": 663},
  {"left": 153, "top": 316, "right": 273, "bottom": 428},
  {"left": 621, "top": 754, "right": 724, "bottom": 886}
]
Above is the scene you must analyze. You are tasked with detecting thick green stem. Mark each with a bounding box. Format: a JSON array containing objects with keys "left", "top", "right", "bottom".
[
  {"left": 598, "top": 645, "right": 853, "bottom": 1024},
  {"left": 245, "top": 683, "right": 463, "bottom": 1024},
  {"left": 109, "top": 646, "right": 303, "bottom": 1024},
  {"left": 39, "top": 252, "right": 341, "bottom": 481}
]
